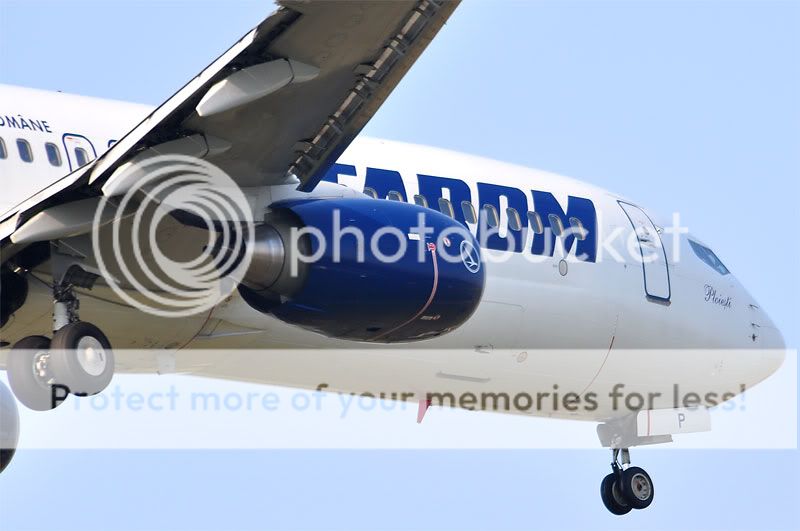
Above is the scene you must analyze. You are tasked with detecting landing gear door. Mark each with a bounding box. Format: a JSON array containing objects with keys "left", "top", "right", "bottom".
[
  {"left": 618, "top": 201, "right": 671, "bottom": 303},
  {"left": 62, "top": 134, "right": 97, "bottom": 172}
]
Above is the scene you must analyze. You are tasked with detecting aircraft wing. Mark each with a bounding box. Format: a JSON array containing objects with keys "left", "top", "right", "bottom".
[{"left": 0, "top": 0, "right": 459, "bottom": 252}]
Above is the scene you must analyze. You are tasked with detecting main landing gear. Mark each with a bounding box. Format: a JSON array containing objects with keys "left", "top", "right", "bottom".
[
  {"left": 600, "top": 448, "right": 655, "bottom": 515},
  {"left": 2, "top": 249, "right": 116, "bottom": 474},
  {"left": 6, "top": 281, "right": 114, "bottom": 412}
]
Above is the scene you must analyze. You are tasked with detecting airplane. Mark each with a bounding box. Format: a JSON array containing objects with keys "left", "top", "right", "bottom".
[{"left": 0, "top": 0, "right": 786, "bottom": 516}]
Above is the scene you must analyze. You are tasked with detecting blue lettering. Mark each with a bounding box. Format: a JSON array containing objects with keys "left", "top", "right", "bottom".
[
  {"left": 531, "top": 191, "right": 597, "bottom": 262},
  {"left": 321, "top": 163, "right": 356, "bottom": 184},
  {"left": 0, "top": 115, "right": 52, "bottom": 132},
  {"left": 476, "top": 182, "right": 528, "bottom": 252},
  {"left": 416, "top": 174, "right": 471, "bottom": 226},
  {"left": 365, "top": 167, "right": 407, "bottom": 201},
  {"left": 327, "top": 163, "right": 599, "bottom": 264}
]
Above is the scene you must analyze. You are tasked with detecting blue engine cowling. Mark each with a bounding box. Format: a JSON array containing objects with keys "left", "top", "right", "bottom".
[{"left": 238, "top": 198, "right": 485, "bottom": 343}]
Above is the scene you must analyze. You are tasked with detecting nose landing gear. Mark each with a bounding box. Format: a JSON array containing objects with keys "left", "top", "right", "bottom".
[{"left": 600, "top": 448, "right": 655, "bottom": 515}]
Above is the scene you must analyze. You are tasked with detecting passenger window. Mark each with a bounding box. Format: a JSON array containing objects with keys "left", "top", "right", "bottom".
[
  {"left": 483, "top": 205, "right": 499, "bottom": 228},
  {"left": 507, "top": 208, "right": 522, "bottom": 231},
  {"left": 387, "top": 190, "right": 404, "bottom": 202},
  {"left": 74, "top": 147, "right": 90, "bottom": 168},
  {"left": 0, "top": 137, "right": 6, "bottom": 159},
  {"left": 548, "top": 214, "right": 564, "bottom": 236},
  {"left": 45, "top": 142, "right": 62, "bottom": 167},
  {"left": 689, "top": 240, "right": 730, "bottom": 275},
  {"left": 17, "top": 139, "right": 33, "bottom": 163},
  {"left": 363, "top": 187, "right": 378, "bottom": 199},
  {"left": 460, "top": 201, "right": 476, "bottom": 224},
  {"left": 438, "top": 198, "right": 454, "bottom": 218},
  {"left": 413, "top": 194, "right": 428, "bottom": 208},
  {"left": 527, "top": 212, "right": 544, "bottom": 234},
  {"left": 569, "top": 217, "right": 587, "bottom": 240}
]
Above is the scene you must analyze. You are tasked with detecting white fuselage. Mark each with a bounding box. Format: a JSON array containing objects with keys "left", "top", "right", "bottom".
[{"left": 0, "top": 85, "right": 785, "bottom": 421}]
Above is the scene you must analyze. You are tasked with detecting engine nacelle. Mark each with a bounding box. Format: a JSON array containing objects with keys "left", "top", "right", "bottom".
[{"left": 239, "top": 198, "right": 485, "bottom": 343}]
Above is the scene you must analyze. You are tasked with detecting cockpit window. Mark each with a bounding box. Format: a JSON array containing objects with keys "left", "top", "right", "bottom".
[{"left": 689, "top": 240, "right": 729, "bottom": 275}]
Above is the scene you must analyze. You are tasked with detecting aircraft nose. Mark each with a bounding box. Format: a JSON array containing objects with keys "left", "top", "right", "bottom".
[{"left": 759, "top": 326, "right": 786, "bottom": 377}]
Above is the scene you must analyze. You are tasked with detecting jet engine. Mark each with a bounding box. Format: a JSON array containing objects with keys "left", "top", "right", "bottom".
[{"left": 237, "top": 198, "right": 485, "bottom": 343}]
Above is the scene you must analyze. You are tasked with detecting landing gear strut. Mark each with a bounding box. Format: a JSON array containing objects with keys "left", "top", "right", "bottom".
[{"left": 600, "top": 448, "right": 655, "bottom": 515}]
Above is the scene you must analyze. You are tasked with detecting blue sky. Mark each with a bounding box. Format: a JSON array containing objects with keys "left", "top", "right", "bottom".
[{"left": 1, "top": 1, "right": 798, "bottom": 529}]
